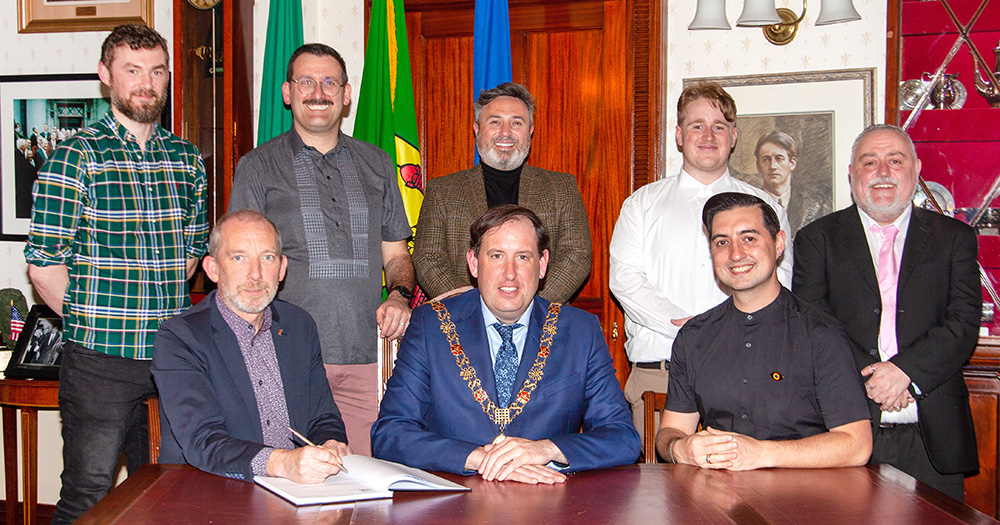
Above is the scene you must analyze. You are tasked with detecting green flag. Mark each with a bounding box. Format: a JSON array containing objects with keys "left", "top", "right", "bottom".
[
  {"left": 355, "top": 0, "right": 426, "bottom": 304},
  {"left": 257, "top": 0, "right": 303, "bottom": 146}
]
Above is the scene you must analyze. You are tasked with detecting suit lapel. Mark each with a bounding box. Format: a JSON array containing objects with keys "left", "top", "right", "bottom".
[
  {"left": 512, "top": 298, "right": 545, "bottom": 396},
  {"left": 839, "top": 206, "right": 879, "bottom": 297},
  {"left": 452, "top": 291, "right": 498, "bottom": 403},
  {"left": 898, "top": 209, "right": 931, "bottom": 291},
  {"left": 210, "top": 302, "right": 264, "bottom": 435},
  {"left": 467, "top": 165, "right": 489, "bottom": 212},
  {"left": 517, "top": 165, "right": 541, "bottom": 208}
]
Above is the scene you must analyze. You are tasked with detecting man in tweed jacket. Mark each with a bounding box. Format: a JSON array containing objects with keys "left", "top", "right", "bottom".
[{"left": 413, "top": 83, "right": 592, "bottom": 303}]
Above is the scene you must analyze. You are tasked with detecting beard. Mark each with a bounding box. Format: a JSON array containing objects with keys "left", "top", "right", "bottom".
[
  {"left": 110, "top": 82, "right": 168, "bottom": 124},
  {"left": 218, "top": 280, "right": 277, "bottom": 317},
  {"left": 856, "top": 176, "right": 916, "bottom": 224},
  {"left": 478, "top": 134, "right": 531, "bottom": 171}
]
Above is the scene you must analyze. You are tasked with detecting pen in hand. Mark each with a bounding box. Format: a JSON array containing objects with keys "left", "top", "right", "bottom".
[{"left": 288, "top": 427, "right": 349, "bottom": 474}]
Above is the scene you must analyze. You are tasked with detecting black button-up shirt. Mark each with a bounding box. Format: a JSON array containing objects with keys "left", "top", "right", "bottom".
[{"left": 666, "top": 288, "right": 870, "bottom": 440}]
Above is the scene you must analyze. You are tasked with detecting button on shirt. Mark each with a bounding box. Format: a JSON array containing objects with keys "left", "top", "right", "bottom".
[
  {"left": 858, "top": 205, "right": 918, "bottom": 425},
  {"left": 666, "top": 288, "right": 870, "bottom": 440},
  {"left": 24, "top": 111, "right": 209, "bottom": 359},
  {"left": 216, "top": 294, "right": 291, "bottom": 476},
  {"left": 609, "top": 170, "right": 793, "bottom": 363}
]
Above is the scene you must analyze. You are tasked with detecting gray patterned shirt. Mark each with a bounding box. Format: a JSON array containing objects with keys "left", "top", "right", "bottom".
[{"left": 215, "top": 294, "right": 291, "bottom": 476}]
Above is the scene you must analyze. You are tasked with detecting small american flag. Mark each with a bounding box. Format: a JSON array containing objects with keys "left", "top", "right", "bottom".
[{"left": 10, "top": 304, "right": 24, "bottom": 342}]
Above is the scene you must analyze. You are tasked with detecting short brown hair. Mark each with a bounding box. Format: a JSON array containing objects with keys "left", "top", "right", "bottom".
[
  {"left": 702, "top": 192, "right": 781, "bottom": 239},
  {"left": 469, "top": 205, "right": 549, "bottom": 256},
  {"left": 677, "top": 82, "right": 736, "bottom": 126},
  {"left": 474, "top": 82, "right": 535, "bottom": 124},
  {"left": 755, "top": 130, "right": 797, "bottom": 160},
  {"left": 286, "top": 43, "right": 348, "bottom": 83},
  {"left": 101, "top": 24, "right": 169, "bottom": 68}
]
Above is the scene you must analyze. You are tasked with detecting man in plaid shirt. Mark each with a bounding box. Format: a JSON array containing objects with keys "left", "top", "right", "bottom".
[{"left": 24, "top": 24, "right": 208, "bottom": 523}]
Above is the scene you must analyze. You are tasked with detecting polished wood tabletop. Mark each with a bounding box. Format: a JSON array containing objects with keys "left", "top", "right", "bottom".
[{"left": 77, "top": 462, "right": 998, "bottom": 524}]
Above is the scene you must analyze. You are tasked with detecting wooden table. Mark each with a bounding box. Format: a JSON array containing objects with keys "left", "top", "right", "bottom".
[
  {"left": 0, "top": 378, "right": 60, "bottom": 525},
  {"left": 78, "top": 463, "right": 998, "bottom": 524}
]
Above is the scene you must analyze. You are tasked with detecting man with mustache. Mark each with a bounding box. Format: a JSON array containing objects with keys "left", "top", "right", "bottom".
[
  {"left": 230, "top": 44, "right": 414, "bottom": 458},
  {"left": 24, "top": 24, "right": 208, "bottom": 522},
  {"left": 413, "top": 82, "right": 592, "bottom": 303},
  {"left": 609, "top": 82, "right": 792, "bottom": 442},
  {"left": 656, "top": 192, "right": 871, "bottom": 469},
  {"left": 153, "top": 210, "right": 351, "bottom": 483},
  {"left": 793, "top": 124, "right": 981, "bottom": 500}
]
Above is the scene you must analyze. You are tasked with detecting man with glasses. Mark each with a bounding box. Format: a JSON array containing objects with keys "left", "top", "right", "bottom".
[{"left": 230, "top": 43, "right": 414, "bottom": 457}]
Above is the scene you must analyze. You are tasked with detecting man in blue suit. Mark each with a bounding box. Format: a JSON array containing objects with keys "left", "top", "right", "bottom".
[
  {"left": 373, "top": 205, "right": 639, "bottom": 484},
  {"left": 153, "top": 210, "right": 351, "bottom": 483}
]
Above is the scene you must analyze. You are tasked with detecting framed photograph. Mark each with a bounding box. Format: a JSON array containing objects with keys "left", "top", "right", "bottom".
[
  {"left": 684, "top": 69, "right": 875, "bottom": 236},
  {"left": 1, "top": 73, "right": 109, "bottom": 241},
  {"left": 18, "top": 0, "right": 152, "bottom": 33},
  {"left": 5, "top": 304, "right": 64, "bottom": 380}
]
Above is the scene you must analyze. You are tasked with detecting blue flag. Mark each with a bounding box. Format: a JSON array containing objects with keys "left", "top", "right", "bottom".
[{"left": 473, "top": 0, "right": 513, "bottom": 163}]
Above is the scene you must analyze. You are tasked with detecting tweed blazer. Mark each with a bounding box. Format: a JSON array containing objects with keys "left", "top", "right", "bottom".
[{"left": 413, "top": 164, "right": 592, "bottom": 302}]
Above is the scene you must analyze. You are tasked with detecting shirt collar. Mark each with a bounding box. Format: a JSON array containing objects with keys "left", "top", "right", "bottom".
[
  {"left": 288, "top": 126, "right": 345, "bottom": 157},
  {"left": 857, "top": 203, "right": 912, "bottom": 238},
  {"left": 729, "top": 286, "right": 788, "bottom": 326},
  {"left": 678, "top": 169, "right": 732, "bottom": 199},
  {"left": 480, "top": 296, "right": 535, "bottom": 329},
  {"left": 215, "top": 291, "right": 273, "bottom": 335},
  {"left": 104, "top": 110, "right": 165, "bottom": 149}
]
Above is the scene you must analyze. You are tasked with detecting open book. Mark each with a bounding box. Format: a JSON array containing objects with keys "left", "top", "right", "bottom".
[{"left": 254, "top": 455, "right": 470, "bottom": 506}]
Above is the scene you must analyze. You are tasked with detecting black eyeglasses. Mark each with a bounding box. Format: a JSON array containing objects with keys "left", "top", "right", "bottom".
[{"left": 290, "top": 77, "right": 343, "bottom": 95}]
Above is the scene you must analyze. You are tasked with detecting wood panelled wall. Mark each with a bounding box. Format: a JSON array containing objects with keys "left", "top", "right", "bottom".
[{"left": 400, "top": 0, "right": 664, "bottom": 385}]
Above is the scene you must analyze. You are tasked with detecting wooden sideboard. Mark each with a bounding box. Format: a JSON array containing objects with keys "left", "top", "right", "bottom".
[{"left": 965, "top": 335, "right": 1000, "bottom": 517}]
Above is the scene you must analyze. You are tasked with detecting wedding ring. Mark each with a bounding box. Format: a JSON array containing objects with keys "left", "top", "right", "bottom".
[
  {"left": 870, "top": 364, "right": 877, "bottom": 374},
  {"left": 706, "top": 454, "right": 713, "bottom": 465}
]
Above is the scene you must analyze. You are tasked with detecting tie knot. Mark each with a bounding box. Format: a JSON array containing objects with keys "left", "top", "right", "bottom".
[
  {"left": 870, "top": 223, "right": 899, "bottom": 243},
  {"left": 492, "top": 322, "right": 521, "bottom": 342}
]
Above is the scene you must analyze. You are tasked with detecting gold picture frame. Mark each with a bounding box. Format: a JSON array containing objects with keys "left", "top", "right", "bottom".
[{"left": 18, "top": 0, "right": 152, "bottom": 34}]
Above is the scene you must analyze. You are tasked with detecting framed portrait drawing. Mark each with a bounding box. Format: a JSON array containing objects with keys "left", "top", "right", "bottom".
[
  {"left": 5, "top": 304, "right": 64, "bottom": 380},
  {"left": 18, "top": 0, "right": 152, "bottom": 33},
  {"left": 1, "top": 73, "right": 109, "bottom": 241},
  {"left": 684, "top": 69, "right": 876, "bottom": 236}
]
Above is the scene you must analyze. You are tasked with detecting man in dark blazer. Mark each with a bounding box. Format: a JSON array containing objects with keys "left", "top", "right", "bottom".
[
  {"left": 413, "top": 82, "right": 591, "bottom": 303},
  {"left": 153, "top": 210, "right": 350, "bottom": 483},
  {"left": 374, "top": 206, "right": 638, "bottom": 483},
  {"left": 793, "top": 124, "right": 980, "bottom": 500}
]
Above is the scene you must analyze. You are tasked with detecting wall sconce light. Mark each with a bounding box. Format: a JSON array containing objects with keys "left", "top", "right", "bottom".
[{"left": 689, "top": 0, "right": 861, "bottom": 46}]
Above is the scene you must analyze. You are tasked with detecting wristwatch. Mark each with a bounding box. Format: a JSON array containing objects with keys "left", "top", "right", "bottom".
[{"left": 390, "top": 285, "right": 414, "bottom": 301}]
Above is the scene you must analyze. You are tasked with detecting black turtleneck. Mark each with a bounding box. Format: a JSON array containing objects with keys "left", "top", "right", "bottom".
[{"left": 482, "top": 162, "right": 523, "bottom": 207}]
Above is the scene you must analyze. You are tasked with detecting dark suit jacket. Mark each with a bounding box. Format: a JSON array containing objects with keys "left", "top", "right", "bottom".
[
  {"left": 786, "top": 183, "right": 829, "bottom": 238},
  {"left": 152, "top": 292, "right": 347, "bottom": 481},
  {"left": 793, "top": 205, "right": 981, "bottom": 473},
  {"left": 412, "top": 164, "right": 592, "bottom": 302},
  {"left": 371, "top": 290, "right": 640, "bottom": 474}
]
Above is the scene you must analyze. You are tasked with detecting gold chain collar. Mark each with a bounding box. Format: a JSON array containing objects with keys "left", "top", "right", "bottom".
[{"left": 431, "top": 300, "right": 561, "bottom": 435}]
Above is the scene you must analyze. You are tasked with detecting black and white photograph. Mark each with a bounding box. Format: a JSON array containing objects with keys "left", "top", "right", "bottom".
[{"left": 5, "top": 304, "right": 64, "bottom": 379}]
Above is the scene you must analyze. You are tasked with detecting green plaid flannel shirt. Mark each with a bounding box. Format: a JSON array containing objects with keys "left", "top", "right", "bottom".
[{"left": 24, "top": 112, "right": 209, "bottom": 359}]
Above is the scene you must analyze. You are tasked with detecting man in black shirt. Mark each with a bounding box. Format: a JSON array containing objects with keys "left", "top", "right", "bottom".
[{"left": 655, "top": 192, "right": 871, "bottom": 470}]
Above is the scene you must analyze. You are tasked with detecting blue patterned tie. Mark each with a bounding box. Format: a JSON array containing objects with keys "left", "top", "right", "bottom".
[{"left": 492, "top": 322, "right": 522, "bottom": 407}]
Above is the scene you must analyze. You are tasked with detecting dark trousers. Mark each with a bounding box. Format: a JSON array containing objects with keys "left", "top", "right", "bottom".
[
  {"left": 51, "top": 342, "right": 156, "bottom": 524},
  {"left": 871, "top": 423, "right": 965, "bottom": 502}
]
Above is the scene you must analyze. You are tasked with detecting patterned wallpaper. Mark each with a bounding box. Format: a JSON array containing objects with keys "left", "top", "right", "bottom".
[{"left": 663, "top": 0, "right": 888, "bottom": 174}]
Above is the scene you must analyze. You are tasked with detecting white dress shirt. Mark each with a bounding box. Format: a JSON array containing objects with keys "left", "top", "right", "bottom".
[
  {"left": 858, "top": 204, "right": 918, "bottom": 424},
  {"left": 609, "top": 169, "right": 794, "bottom": 363}
]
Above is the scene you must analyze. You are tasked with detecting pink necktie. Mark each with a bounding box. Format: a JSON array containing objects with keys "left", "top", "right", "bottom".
[{"left": 871, "top": 224, "right": 900, "bottom": 359}]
